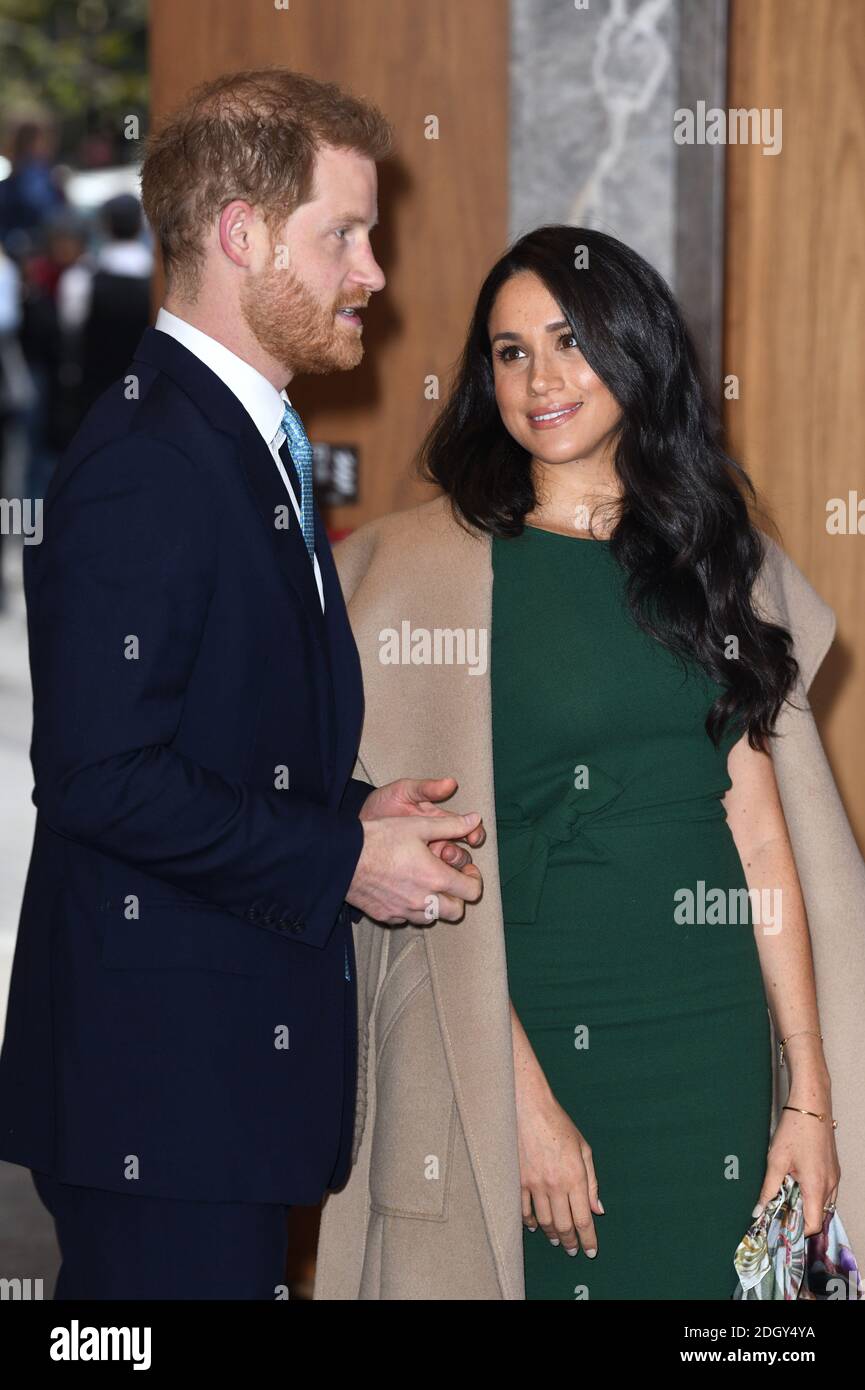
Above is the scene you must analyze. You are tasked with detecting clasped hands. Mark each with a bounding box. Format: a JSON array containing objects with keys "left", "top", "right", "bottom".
[{"left": 346, "top": 776, "right": 485, "bottom": 926}]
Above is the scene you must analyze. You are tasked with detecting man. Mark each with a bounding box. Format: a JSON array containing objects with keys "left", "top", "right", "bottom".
[{"left": 0, "top": 68, "right": 483, "bottom": 1299}]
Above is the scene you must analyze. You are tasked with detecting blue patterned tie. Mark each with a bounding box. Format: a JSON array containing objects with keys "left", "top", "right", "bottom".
[{"left": 280, "top": 403, "right": 315, "bottom": 562}]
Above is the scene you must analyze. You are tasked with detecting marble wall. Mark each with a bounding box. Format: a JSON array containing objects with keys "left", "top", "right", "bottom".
[{"left": 510, "top": 0, "right": 728, "bottom": 391}]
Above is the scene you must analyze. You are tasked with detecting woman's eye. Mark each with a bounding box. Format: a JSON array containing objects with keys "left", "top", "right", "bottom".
[{"left": 494, "top": 333, "right": 578, "bottom": 363}]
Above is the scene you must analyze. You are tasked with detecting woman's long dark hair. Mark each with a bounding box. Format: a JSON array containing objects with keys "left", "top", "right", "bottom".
[{"left": 418, "top": 224, "right": 798, "bottom": 752}]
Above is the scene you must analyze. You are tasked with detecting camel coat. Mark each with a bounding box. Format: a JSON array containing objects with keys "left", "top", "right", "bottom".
[{"left": 314, "top": 494, "right": 865, "bottom": 1299}]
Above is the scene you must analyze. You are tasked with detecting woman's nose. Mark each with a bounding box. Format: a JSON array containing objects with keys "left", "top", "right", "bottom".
[{"left": 529, "top": 363, "right": 564, "bottom": 394}]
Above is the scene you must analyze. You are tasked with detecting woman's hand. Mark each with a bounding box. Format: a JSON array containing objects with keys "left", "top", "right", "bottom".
[
  {"left": 515, "top": 1080, "right": 603, "bottom": 1258},
  {"left": 755, "top": 1100, "right": 841, "bottom": 1236}
]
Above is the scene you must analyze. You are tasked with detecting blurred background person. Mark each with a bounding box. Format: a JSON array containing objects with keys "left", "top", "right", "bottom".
[
  {"left": 16, "top": 211, "right": 88, "bottom": 502},
  {"left": 0, "top": 120, "right": 65, "bottom": 260},
  {"left": 56, "top": 192, "right": 153, "bottom": 435},
  {"left": 0, "top": 242, "right": 34, "bottom": 611}
]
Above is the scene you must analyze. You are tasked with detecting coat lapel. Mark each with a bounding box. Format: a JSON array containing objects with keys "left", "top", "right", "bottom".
[{"left": 346, "top": 501, "right": 525, "bottom": 1298}]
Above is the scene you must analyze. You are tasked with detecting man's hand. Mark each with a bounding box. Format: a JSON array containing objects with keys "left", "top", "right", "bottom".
[
  {"left": 347, "top": 813, "right": 484, "bottom": 926},
  {"left": 358, "top": 776, "right": 485, "bottom": 871}
]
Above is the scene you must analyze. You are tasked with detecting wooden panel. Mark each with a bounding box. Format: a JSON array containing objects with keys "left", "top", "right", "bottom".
[
  {"left": 149, "top": 0, "right": 509, "bottom": 530},
  {"left": 725, "top": 0, "right": 865, "bottom": 853}
]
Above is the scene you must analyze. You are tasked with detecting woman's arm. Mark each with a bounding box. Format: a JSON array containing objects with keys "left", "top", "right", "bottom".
[
  {"left": 510, "top": 996, "right": 555, "bottom": 1103},
  {"left": 723, "top": 734, "right": 831, "bottom": 1100},
  {"left": 723, "top": 733, "right": 841, "bottom": 1231},
  {"left": 509, "top": 997, "right": 602, "bottom": 1257}
]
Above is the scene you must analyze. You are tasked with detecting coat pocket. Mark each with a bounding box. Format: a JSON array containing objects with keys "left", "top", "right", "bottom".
[
  {"left": 368, "top": 937, "right": 457, "bottom": 1220},
  {"left": 99, "top": 897, "right": 265, "bottom": 977}
]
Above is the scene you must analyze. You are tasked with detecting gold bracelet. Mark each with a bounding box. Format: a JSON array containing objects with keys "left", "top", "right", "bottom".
[
  {"left": 782, "top": 1104, "right": 837, "bottom": 1129},
  {"left": 779, "top": 1030, "right": 823, "bottom": 1067}
]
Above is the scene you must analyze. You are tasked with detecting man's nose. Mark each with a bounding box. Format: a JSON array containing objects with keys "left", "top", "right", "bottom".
[{"left": 354, "top": 246, "right": 386, "bottom": 294}]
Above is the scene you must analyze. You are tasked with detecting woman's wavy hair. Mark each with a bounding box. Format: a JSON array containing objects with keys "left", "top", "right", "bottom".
[{"left": 418, "top": 224, "right": 798, "bottom": 752}]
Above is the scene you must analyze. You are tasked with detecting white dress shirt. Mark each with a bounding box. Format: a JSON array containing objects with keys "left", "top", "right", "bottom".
[{"left": 154, "top": 306, "right": 324, "bottom": 611}]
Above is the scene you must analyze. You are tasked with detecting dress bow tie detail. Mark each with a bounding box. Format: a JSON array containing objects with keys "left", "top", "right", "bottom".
[{"left": 496, "top": 764, "right": 626, "bottom": 924}]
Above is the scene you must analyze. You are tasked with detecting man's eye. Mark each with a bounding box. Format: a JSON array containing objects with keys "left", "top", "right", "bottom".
[{"left": 334, "top": 227, "right": 348, "bottom": 240}]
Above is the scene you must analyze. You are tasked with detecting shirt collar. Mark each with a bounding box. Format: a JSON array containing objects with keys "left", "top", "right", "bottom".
[{"left": 154, "top": 307, "right": 292, "bottom": 451}]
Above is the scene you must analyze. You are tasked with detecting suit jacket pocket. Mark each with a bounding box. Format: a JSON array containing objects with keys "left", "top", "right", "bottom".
[
  {"left": 99, "top": 897, "right": 265, "bottom": 977},
  {"left": 369, "top": 937, "right": 457, "bottom": 1220}
]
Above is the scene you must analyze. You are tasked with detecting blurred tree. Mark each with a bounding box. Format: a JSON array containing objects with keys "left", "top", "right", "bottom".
[{"left": 0, "top": 0, "right": 148, "bottom": 166}]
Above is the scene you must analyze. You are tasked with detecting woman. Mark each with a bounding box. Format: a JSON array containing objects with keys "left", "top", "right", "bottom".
[{"left": 314, "top": 226, "right": 864, "bottom": 1300}]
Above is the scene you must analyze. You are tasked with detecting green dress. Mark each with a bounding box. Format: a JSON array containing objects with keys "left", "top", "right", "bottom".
[{"left": 491, "top": 526, "right": 772, "bottom": 1301}]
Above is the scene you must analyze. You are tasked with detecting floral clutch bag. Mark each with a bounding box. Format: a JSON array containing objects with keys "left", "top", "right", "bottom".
[{"left": 732, "top": 1173, "right": 862, "bottom": 1299}]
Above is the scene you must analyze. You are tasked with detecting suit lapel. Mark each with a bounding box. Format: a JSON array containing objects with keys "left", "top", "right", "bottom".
[
  {"left": 131, "top": 327, "right": 367, "bottom": 801},
  {"left": 237, "top": 415, "right": 369, "bottom": 800},
  {"left": 318, "top": 530, "right": 365, "bottom": 798},
  {"left": 132, "top": 327, "right": 327, "bottom": 647},
  {"left": 233, "top": 413, "right": 328, "bottom": 647}
]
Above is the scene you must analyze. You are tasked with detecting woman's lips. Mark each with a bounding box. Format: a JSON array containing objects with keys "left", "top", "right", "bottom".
[{"left": 527, "top": 402, "right": 582, "bottom": 430}]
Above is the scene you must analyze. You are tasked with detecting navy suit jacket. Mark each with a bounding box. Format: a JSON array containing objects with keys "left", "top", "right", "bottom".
[{"left": 0, "top": 325, "right": 374, "bottom": 1203}]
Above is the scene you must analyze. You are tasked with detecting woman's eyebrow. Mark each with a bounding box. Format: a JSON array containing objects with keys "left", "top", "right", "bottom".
[{"left": 490, "top": 319, "right": 570, "bottom": 344}]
